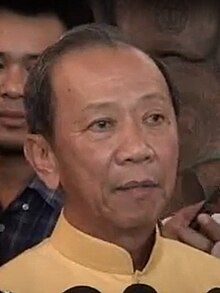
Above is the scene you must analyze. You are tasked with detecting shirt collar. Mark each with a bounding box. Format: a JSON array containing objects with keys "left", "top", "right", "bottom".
[
  {"left": 28, "top": 176, "right": 63, "bottom": 209},
  {"left": 50, "top": 213, "right": 163, "bottom": 275}
]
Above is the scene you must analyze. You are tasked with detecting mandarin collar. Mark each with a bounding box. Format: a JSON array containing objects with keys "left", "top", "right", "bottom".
[{"left": 50, "top": 213, "right": 163, "bottom": 275}]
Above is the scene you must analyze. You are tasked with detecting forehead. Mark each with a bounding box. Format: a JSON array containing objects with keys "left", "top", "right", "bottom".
[
  {"left": 52, "top": 46, "right": 170, "bottom": 108},
  {"left": 0, "top": 9, "right": 65, "bottom": 57}
]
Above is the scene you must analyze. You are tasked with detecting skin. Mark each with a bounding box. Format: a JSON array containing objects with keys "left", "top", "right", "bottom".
[
  {"left": 26, "top": 46, "right": 179, "bottom": 270},
  {"left": 162, "top": 161, "right": 220, "bottom": 258},
  {"left": 0, "top": 10, "right": 65, "bottom": 150},
  {"left": 0, "top": 10, "right": 66, "bottom": 209},
  {"left": 162, "top": 202, "right": 220, "bottom": 258}
]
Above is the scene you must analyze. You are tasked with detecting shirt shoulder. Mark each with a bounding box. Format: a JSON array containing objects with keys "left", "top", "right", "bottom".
[
  {"left": 160, "top": 236, "right": 220, "bottom": 280},
  {"left": 0, "top": 239, "right": 61, "bottom": 293},
  {"left": 0, "top": 239, "right": 53, "bottom": 279}
]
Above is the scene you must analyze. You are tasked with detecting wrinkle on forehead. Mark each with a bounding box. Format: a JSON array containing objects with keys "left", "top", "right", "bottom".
[{"left": 52, "top": 46, "right": 170, "bottom": 105}]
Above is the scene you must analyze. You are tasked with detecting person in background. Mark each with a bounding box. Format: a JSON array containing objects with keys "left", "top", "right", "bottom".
[
  {"left": 0, "top": 24, "right": 219, "bottom": 293},
  {"left": 0, "top": 0, "right": 93, "bottom": 266},
  {"left": 161, "top": 197, "right": 220, "bottom": 258}
]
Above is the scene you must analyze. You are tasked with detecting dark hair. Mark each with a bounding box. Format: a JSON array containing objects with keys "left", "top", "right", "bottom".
[
  {"left": 24, "top": 23, "right": 179, "bottom": 139},
  {"left": 0, "top": 0, "right": 94, "bottom": 29}
]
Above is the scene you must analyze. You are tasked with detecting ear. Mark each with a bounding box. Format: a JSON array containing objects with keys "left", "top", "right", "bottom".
[{"left": 24, "top": 134, "right": 59, "bottom": 189}]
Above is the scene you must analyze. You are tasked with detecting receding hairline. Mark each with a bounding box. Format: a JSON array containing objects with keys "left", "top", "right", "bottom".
[
  {"left": 49, "top": 43, "right": 171, "bottom": 98},
  {"left": 50, "top": 42, "right": 166, "bottom": 80}
]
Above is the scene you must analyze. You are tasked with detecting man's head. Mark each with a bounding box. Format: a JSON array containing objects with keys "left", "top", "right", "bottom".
[
  {"left": 24, "top": 24, "right": 179, "bottom": 231},
  {"left": 0, "top": 1, "right": 73, "bottom": 152}
]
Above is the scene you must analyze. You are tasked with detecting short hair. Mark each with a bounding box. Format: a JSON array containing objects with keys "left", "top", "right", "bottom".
[
  {"left": 24, "top": 23, "right": 179, "bottom": 140},
  {"left": 0, "top": 0, "right": 94, "bottom": 29}
]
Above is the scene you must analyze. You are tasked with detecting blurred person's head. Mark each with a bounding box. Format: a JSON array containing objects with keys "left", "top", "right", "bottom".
[
  {"left": 24, "top": 24, "right": 179, "bottom": 234},
  {"left": 0, "top": 0, "right": 91, "bottom": 153}
]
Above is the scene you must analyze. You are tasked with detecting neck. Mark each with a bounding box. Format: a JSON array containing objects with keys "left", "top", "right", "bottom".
[
  {"left": 126, "top": 230, "right": 155, "bottom": 271},
  {"left": 0, "top": 152, "right": 34, "bottom": 209},
  {"left": 64, "top": 206, "right": 156, "bottom": 271},
  {"left": 107, "top": 226, "right": 156, "bottom": 271}
]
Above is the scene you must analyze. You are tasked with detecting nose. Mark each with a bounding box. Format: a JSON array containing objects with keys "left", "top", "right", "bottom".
[
  {"left": 0, "top": 65, "right": 26, "bottom": 99},
  {"left": 115, "top": 122, "right": 155, "bottom": 166}
]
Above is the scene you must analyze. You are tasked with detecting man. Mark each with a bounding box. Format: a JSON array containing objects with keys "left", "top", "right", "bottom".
[
  {"left": 90, "top": 0, "right": 220, "bottom": 258},
  {"left": 0, "top": 24, "right": 219, "bottom": 293},
  {"left": 0, "top": 0, "right": 84, "bottom": 265}
]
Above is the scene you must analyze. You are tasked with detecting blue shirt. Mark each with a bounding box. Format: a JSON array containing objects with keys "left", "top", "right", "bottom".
[{"left": 0, "top": 176, "right": 63, "bottom": 266}]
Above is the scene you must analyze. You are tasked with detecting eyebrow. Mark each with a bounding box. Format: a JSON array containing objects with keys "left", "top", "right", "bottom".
[
  {"left": 0, "top": 51, "right": 39, "bottom": 61},
  {"left": 138, "top": 93, "right": 168, "bottom": 103}
]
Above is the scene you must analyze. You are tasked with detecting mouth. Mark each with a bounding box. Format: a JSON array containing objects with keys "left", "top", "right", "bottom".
[
  {"left": 0, "top": 110, "right": 26, "bottom": 128},
  {"left": 0, "top": 109, "right": 25, "bottom": 118},
  {"left": 116, "top": 179, "right": 159, "bottom": 191},
  {"left": 114, "top": 179, "right": 160, "bottom": 200}
]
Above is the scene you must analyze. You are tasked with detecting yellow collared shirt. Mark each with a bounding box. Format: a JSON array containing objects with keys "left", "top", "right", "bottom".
[{"left": 0, "top": 213, "right": 220, "bottom": 293}]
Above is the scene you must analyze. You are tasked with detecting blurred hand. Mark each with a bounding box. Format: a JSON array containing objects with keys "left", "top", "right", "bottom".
[{"left": 161, "top": 202, "right": 220, "bottom": 258}]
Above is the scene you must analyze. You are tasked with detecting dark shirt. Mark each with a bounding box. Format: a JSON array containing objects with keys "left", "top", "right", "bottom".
[{"left": 0, "top": 176, "right": 63, "bottom": 266}]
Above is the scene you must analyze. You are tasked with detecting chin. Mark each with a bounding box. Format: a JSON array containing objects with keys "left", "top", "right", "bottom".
[{"left": 111, "top": 211, "right": 157, "bottom": 231}]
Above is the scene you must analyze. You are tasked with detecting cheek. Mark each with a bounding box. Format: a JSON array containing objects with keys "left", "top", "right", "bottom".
[
  {"left": 55, "top": 132, "right": 113, "bottom": 192},
  {"left": 74, "top": 137, "right": 113, "bottom": 178}
]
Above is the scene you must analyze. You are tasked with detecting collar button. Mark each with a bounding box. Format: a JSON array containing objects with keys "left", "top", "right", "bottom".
[{"left": 22, "top": 203, "right": 29, "bottom": 211}]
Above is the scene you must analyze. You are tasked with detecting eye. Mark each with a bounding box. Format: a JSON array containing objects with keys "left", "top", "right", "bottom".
[
  {"left": 144, "top": 113, "right": 165, "bottom": 126},
  {"left": 88, "top": 118, "right": 115, "bottom": 132}
]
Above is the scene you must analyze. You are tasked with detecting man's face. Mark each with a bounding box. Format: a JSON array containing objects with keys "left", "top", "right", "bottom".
[
  {"left": 52, "top": 47, "right": 179, "bottom": 229},
  {"left": 0, "top": 10, "right": 65, "bottom": 151}
]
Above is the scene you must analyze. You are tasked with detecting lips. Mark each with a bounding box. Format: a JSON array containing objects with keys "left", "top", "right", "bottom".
[
  {"left": 0, "top": 109, "right": 26, "bottom": 128},
  {"left": 116, "top": 179, "right": 159, "bottom": 191},
  {"left": 114, "top": 179, "right": 160, "bottom": 201},
  {"left": 0, "top": 109, "right": 25, "bottom": 118}
]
